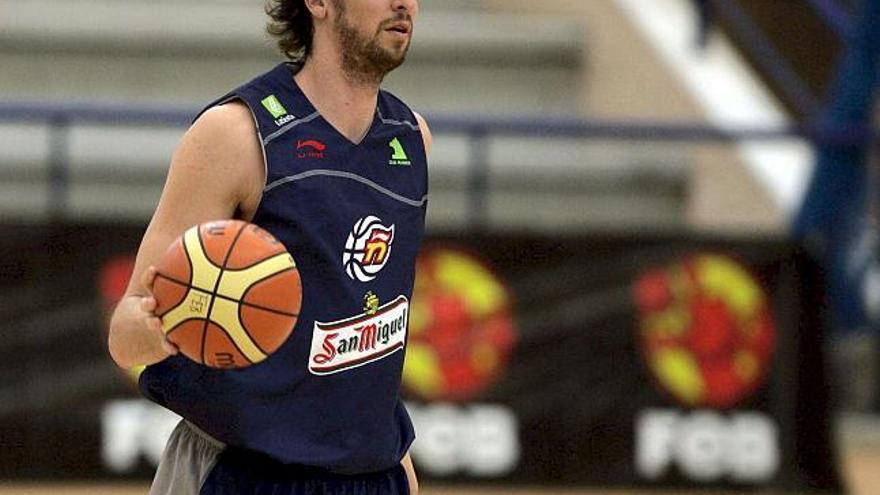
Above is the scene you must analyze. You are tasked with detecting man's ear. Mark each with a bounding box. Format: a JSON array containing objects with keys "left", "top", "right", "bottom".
[{"left": 303, "top": 0, "right": 329, "bottom": 20}]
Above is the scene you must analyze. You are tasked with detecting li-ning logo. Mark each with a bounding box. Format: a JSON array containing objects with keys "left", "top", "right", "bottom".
[
  {"left": 261, "top": 94, "right": 296, "bottom": 127},
  {"left": 388, "top": 138, "right": 411, "bottom": 166},
  {"left": 309, "top": 295, "right": 409, "bottom": 375},
  {"left": 343, "top": 216, "right": 395, "bottom": 282},
  {"left": 297, "top": 139, "right": 326, "bottom": 159}
]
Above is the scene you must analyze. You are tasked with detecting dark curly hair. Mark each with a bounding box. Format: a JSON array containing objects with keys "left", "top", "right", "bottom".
[{"left": 265, "top": 0, "right": 315, "bottom": 63}]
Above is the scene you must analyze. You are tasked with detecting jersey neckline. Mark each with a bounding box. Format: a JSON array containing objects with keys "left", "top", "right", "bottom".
[{"left": 282, "top": 63, "right": 380, "bottom": 148}]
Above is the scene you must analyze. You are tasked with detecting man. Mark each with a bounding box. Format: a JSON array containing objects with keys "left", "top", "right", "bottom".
[{"left": 108, "top": 0, "right": 430, "bottom": 492}]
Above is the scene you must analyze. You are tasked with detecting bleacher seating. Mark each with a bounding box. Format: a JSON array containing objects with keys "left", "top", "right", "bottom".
[{"left": 0, "top": 0, "right": 690, "bottom": 230}]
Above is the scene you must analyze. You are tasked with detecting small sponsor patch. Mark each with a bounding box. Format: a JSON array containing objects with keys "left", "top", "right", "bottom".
[
  {"left": 261, "top": 94, "right": 287, "bottom": 118},
  {"left": 296, "top": 139, "right": 326, "bottom": 159},
  {"left": 388, "top": 137, "right": 411, "bottom": 166},
  {"left": 261, "top": 94, "right": 296, "bottom": 126},
  {"left": 309, "top": 296, "right": 408, "bottom": 375}
]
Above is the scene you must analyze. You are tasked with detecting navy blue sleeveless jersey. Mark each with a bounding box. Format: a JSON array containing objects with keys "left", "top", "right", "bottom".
[{"left": 140, "top": 63, "right": 428, "bottom": 475}]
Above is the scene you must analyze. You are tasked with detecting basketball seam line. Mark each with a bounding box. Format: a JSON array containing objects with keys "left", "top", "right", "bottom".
[
  {"left": 183, "top": 235, "right": 195, "bottom": 286},
  {"left": 238, "top": 266, "right": 301, "bottom": 317},
  {"left": 154, "top": 272, "right": 300, "bottom": 318},
  {"left": 222, "top": 254, "right": 297, "bottom": 273},
  {"left": 154, "top": 271, "right": 193, "bottom": 290},
  {"left": 156, "top": 238, "right": 196, "bottom": 319},
  {"left": 233, "top": 260, "right": 291, "bottom": 357},
  {"left": 196, "top": 228, "right": 226, "bottom": 270},
  {"left": 165, "top": 317, "right": 208, "bottom": 338},
  {"left": 154, "top": 272, "right": 185, "bottom": 318},
  {"left": 202, "top": 222, "right": 250, "bottom": 366},
  {"left": 238, "top": 304, "right": 270, "bottom": 357}
]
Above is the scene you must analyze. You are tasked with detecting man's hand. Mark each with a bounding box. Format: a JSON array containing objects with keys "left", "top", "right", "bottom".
[
  {"left": 401, "top": 451, "right": 419, "bottom": 494},
  {"left": 108, "top": 266, "right": 178, "bottom": 369}
]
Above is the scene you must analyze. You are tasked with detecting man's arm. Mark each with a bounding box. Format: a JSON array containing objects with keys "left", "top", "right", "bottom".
[
  {"left": 107, "top": 101, "right": 264, "bottom": 369},
  {"left": 414, "top": 111, "right": 432, "bottom": 158},
  {"left": 400, "top": 111, "right": 431, "bottom": 495}
]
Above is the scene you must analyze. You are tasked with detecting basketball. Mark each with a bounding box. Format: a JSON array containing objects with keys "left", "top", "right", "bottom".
[{"left": 152, "top": 220, "right": 301, "bottom": 369}]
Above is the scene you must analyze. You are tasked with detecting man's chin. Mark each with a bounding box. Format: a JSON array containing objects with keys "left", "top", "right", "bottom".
[
  {"left": 376, "top": 48, "right": 408, "bottom": 71},
  {"left": 381, "top": 41, "right": 409, "bottom": 58}
]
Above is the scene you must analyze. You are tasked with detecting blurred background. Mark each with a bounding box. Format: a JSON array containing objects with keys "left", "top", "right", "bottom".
[{"left": 1, "top": 0, "right": 879, "bottom": 493}]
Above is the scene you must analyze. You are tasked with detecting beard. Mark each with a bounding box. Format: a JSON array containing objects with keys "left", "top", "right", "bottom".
[{"left": 333, "top": 2, "right": 411, "bottom": 85}]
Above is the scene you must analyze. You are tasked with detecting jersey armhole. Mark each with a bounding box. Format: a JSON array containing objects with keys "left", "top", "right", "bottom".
[
  {"left": 377, "top": 90, "right": 430, "bottom": 204},
  {"left": 211, "top": 95, "right": 269, "bottom": 193}
]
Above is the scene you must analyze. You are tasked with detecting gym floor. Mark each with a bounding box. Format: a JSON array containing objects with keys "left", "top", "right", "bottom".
[{"left": 1, "top": 447, "right": 878, "bottom": 495}]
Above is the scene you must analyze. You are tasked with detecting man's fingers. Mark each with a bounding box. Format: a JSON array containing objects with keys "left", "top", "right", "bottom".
[
  {"left": 147, "top": 316, "right": 163, "bottom": 333},
  {"left": 140, "top": 296, "right": 157, "bottom": 313},
  {"left": 161, "top": 339, "right": 179, "bottom": 355},
  {"left": 140, "top": 266, "right": 158, "bottom": 293},
  {"left": 147, "top": 316, "right": 177, "bottom": 355}
]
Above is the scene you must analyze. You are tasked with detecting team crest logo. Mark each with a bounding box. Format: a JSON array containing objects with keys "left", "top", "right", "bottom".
[{"left": 343, "top": 216, "right": 395, "bottom": 282}]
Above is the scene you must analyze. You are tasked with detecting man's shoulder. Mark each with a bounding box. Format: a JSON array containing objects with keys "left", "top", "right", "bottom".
[
  {"left": 194, "top": 63, "right": 293, "bottom": 123},
  {"left": 378, "top": 88, "right": 418, "bottom": 122},
  {"left": 194, "top": 101, "right": 256, "bottom": 137},
  {"left": 377, "top": 89, "right": 431, "bottom": 156},
  {"left": 234, "top": 63, "right": 294, "bottom": 95}
]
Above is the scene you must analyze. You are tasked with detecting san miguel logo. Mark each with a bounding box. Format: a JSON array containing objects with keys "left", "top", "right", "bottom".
[
  {"left": 297, "top": 139, "right": 326, "bottom": 159},
  {"left": 309, "top": 295, "right": 409, "bottom": 375},
  {"left": 343, "top": 216, "right": 395, "bottom": 282},
  {"left": 634, "top": 254, "right": 777, "bottom": 409}
]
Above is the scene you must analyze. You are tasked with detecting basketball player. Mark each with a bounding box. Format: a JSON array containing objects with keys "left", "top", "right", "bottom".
[{"left": 107, "top": 0, "right": 429, "bottom": 493}]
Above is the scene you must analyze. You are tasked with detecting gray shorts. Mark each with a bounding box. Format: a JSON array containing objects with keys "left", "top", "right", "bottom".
[
  {"left": 149, "top": 420, "right": 411, "bottom": 495},
  {"left": 149, "top": 420, "right": 226, "bottom": 495}
]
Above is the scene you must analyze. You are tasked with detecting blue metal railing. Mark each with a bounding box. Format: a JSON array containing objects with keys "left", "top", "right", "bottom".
[
  {"left": 806, "top": 0, "right": 854, "bottom": 40},
  {"left": 695, "top": 0, "right": 859, "bottom": 120},
  {"left": 706, "top": 0, "right": 823, "bottom": 119},
  {"left": 0, "top": 101, "right": 877, "bottom": 228},
  {"left": 4, "top": 100, "right": 877, "bottom": 140}
]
